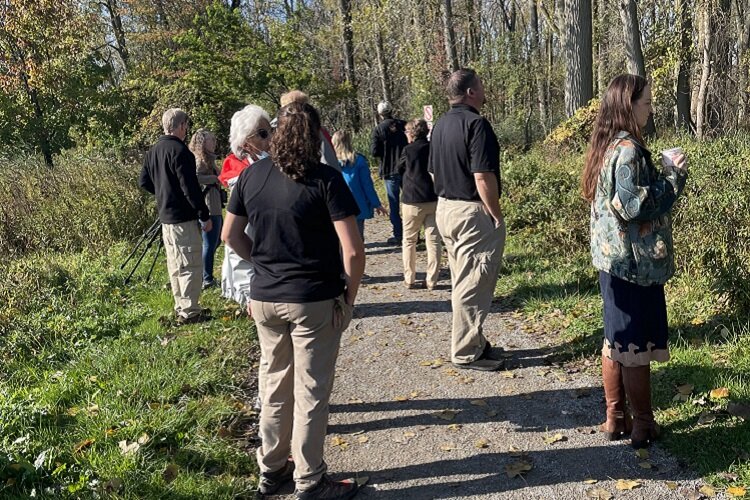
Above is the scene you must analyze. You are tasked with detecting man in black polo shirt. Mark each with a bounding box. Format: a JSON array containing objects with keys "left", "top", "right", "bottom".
[
  {"left": 140, "top": 108, "right": 213, "bottom": 324},
  {"left": 371, "top": 101, "right": 407, "bottom": 245},
  {"left": 428, "top": 69, "right": 506, "bottom": 371}
]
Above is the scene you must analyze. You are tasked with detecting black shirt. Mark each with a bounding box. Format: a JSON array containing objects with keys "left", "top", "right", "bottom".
[
  {"left": 398, "top": 138, "right": 437, "bottom": 204},
  {"left": 139, "top": 135, "right": 210, "bottom": 224},
  {"left": 370, "top": 118, "right": 408, "bottom": 178},
  {"left": 226, "top": 159, "right": 359, "bottom": 303},
  {"left": 427, "top": 104, "right": 501, "bottom": 201}
]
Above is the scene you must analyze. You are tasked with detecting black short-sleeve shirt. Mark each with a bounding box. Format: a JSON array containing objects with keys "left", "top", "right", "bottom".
[
  {"left": 427, "top": 104, "right": 501, "bottom": 201},
  {"left": 226, "top": 158, "right": 360, "bottom": 303}
]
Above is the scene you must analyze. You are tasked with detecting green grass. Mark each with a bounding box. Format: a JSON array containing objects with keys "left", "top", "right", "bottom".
[
  {"left": 0, "top": 245, "right": 258, "bottom": 498},
  {"left": 497, "top": 230, "right": 750, "bottom": 491}
]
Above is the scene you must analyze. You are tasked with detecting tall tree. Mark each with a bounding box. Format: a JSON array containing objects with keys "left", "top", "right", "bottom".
[
  {"left": 675, "top": 0, "right": 693, "bottom": 132},
  {"left": 564, "top": 0, "right": 593, "bottom": 116},
  {"left": 339, "top": 0, "right": 361, "bottom": 130},
  {"left": 695, "top": 0, "right": 712, "bottom": 138},
  {"left": 442, "top": 0, "right": 459, "bottom": 71},
  {"left": 619, "top": 0, "right": 654, "bottom": 135}
]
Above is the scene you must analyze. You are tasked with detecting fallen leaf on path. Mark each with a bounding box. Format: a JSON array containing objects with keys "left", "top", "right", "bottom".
[
  {"left": 475, "top": 438, "right": 489, "bottom": 449},
  {"left": 508, "top": 445, "right": 526, "bottom": 458},
  {"left": 447, "top": 424, "right": 462, "bottom": 432},
  {"left": 163, "top": 463, "right": 178, "bottom": 483},
  {"left": 710, "top": 387, "right": 730, "bottom": 399},
  {"left": 459, "top": 376, "right": 475, "bottom": 384},
  {"left": 394, "top": 396, "right": 409, "bottom": 402},
  {"left": 357, "top": 436, "right": 369, "bottom": 444},
  {"left": 728, "top": 402, "right": 750, "bottom": 420},
  {"left": 699, "top": 485, "right": 717, "bottom": 497},
  {"left": 403, "top": 432, "right": 417, "bottom": 438},
  {"left": 586, "top": 487, "right": 612, "bottom": 500},
  {"left": 615, "top": 479, "right": 641, "bottom": 490},
  {"left": 470, "top": 399, "right": 488, "bottom": 407},
  {"left": 432, "top": 410, "right": 459, "bottom": 421},
  {"left": 636, "top": 449, "right": 649, "bottom": 459},
  {"left": 638, "top": 461, "right": 653, "bottom": 469},
  {"left": 505, "top": 460, "right": 533, "bottom": 478},
  {"left": 665, "top": 481, "right": 678, "bottom": 490},
  {"left": 74, "top": 439, "right": 94, "bottom": 454},
  {"left": 583, "top": 479, "right": 598, "bottom": 484},
  {"left": 576, "top": 427, "right": 596, "bottom": 434},
  {"left": 727, "top": 486, "right": 747, "bottom": 497},
  {"left": 502, "top": 371, "right": 516, "bottom": 379},
  {"left": 542, "top": 433, "right": 566, "bottom": 444},
  {"left": 330, "top": 436, "right": 349, "bottom": 449},
  {"left": 348, "top": 398, "right": 364, "bottom": 404},
  {"left": 486, "top": 409, "right": 499, "bottom": 417},
  {"left": 439, "top": 443, "right": 456, "bottom": 451}
]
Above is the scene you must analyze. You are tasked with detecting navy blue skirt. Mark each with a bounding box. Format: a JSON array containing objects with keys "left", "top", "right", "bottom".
[{"left": 599, "top": 271, "right": 669, "bottom": 366}]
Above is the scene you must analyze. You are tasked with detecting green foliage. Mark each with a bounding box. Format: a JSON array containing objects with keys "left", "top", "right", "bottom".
[
  {"left": 0, "top": 150, "right": 153, "bottom": 258},
  {"left": 543, "top": 99, "right": 600, "bottom": 152}
]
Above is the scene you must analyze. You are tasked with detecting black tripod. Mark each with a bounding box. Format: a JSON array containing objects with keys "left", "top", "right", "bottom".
[{"left": 121, "top": 217, "right": 163, "bottom": 285}]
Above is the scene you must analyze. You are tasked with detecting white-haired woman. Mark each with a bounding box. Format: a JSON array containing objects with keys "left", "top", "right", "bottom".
[{"left": 220, "top": 105, "right": 272, "bottom": 306}]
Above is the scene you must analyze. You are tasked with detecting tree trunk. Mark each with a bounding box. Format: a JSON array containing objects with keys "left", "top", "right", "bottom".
[
  {"left": 375, "top": 30, "right": 391, "bottom": 103},
  {"left": 564, "top": 0, "right": 593, "bottom": 117},
  {"left": 466, "top": 0, "right": 480, "bottom": 62},
  {"left": 619, "top": 0, "right": 654, "bottom": 135},
  {"left": 696, "top": 0, "right": 712, "bottom": 139},
  {"left": 442, "top": 0, "right": 459, "bottom": 71},
  {"left": 676, "top": 0, "right": 693, "bottom": 132},
  {"left": 529, "top": 0, "right": 548, "bottom": 132},
  {"left": 104, "top": 0, "right": 129, "bottom": 69},
  {"left": 736, "top": 0, "right": 750, "bottom": 125},
  {"left": 339, "top": 0, "right": 360, "bottom": 130}
]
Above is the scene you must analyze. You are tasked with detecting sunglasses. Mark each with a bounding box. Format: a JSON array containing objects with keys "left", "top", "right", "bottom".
[{"left": 248, "top": 128, "right": 270, "bottom": 140}]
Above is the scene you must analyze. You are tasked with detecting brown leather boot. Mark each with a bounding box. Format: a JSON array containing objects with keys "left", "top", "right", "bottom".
[
  {"left": 622, "top": 364, "right": 661, "bottom": 449},
  {"left": 600, "top": 355, "right": 632, "bottom": 440}
]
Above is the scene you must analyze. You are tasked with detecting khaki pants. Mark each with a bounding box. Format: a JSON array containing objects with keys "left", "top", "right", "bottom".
[
  {"left": 436, "top": 198, "right": 506, "bottom": 364},
  {"left": 402, "top": 202, "right": 441, "bottom": 288},
  {"left": 162, "top": 221, "right": 203, "bottom": 319},
  {"left": 251, "top": 296, "right": 353, "bottom": 491}
]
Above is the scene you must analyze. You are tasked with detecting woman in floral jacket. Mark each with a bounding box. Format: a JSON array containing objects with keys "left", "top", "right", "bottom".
[{"left": 581, "top": 74, "right": 688, "bottom": 449}]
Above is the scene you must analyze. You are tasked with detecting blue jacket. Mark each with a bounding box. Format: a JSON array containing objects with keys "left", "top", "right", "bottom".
[{"left": 340, "top": 154, "right": 382, "bottom": 221}]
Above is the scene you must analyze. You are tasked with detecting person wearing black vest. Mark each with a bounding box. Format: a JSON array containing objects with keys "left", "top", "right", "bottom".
[
  {"left": 428, "top": 69, "right": 506, "bottom": 371},
  {"left": 398, "top": 119, "right": 441, "bottom": 290},
  {"left": 139, "top": 108, "right": 212, "bottom": 325},
  {"left": 370, "top": 101, "right": 407, "bottom": 245}
]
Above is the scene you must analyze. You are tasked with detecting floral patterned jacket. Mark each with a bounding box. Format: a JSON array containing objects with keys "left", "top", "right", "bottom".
[{"left": 590, "top": 131, "right": 688, "bottom": 286}]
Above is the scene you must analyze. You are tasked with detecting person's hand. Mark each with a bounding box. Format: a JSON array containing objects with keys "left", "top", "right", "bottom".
[
  {"left": 673, "top": 153, "right": 688, "bottom": 172},
  {"left": 345, "top": 287, "right": 357, "bottom": 306},
  {"left": 201, "top": 219, "right": 213, "bottom": 233},
  {"left": 246, "top": 302, "right": 253, "bottom": 319},
  {"left": 375, "top": 206, "right": 388, "bottom": 216}
]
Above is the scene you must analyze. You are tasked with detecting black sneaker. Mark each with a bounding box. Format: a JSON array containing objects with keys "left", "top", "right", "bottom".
[
  {"left": 481, "top": 341, "right": 506, "bottom": 361},
  {"left": 257, "top": 460, "right": 295, "bottom": 497},
  {"left": 295, "top": 474, "right": 359, "bottom": 500},
  {"left": 202, "top": 279, "right": 217, "bottom": 290},
  {"left": 452, "top": 358, "right": 504, "bottom": 371},
  {"left": 386, "top": 237, "right": 401, "bottom": 246}
]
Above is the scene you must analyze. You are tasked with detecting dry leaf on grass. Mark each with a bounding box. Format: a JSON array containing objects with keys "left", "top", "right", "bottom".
[
  {"left": 118, "top": 440, "right": 140, "bottom": 455},
  {"left": 585, "top": 487, "right": 613, "bottom": 500},
  {"left": 615, "top": 479, "right": 641, "bottom": 490},
  {"left": 73, "top": 439, "right": 94, "bottom": 454},
  {"left": 727, "top": 486, "right": 747, "bottom": 497},
  {"left": 697, "top": 411, "right": 718, "bottom": 425},
  {"left": 710, "top": 387, "right": 730, "bottom": 399},
  {"left": 677, "top": 383, "right": 695, "bottom": 395},
  {"left": 505, "top": 460, "right": 533, "bottom": 478},
  {"left": 163, "top": 463, "right": 178, "bottom": 484}
]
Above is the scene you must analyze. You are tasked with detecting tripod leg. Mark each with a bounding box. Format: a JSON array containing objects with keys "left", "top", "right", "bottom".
[
  {"left": 120, "top": 218, "right": 161, "bottom": 270},
  {"left": 124, "top": 225, "right": 161, "bottom": 285},
  {"left": 145, "top": 233, "right": 163, "bottom": 283}
]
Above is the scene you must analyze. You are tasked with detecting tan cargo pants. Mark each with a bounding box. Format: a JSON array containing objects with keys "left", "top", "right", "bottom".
[
  {"left": 402, "top": 202, "right": 442, "bottom": 288},
  {"left": 251, "top": 295, "right": 353, "bottom": 491},
  {"left": 161, "top": 221, "right": 203, "bottom": 319},
  {"left": 436, "top": 198, "right": 506, "bottom": 364}
]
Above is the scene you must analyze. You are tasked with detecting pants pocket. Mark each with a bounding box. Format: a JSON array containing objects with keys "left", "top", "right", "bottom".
[
  {"left": 178, "top": 245, "right": 201, "bottom": 268},
  {"left": 332, "top": 296, "right": 353, "bottom": 332}
]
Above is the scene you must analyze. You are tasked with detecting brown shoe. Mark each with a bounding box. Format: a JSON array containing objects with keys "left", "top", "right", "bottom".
[
  {"left": 600, "top": 355, "right": 632, "bottom": 440},
  {"left": 622, "top": 364, "right": 660, "bottom": 449}
]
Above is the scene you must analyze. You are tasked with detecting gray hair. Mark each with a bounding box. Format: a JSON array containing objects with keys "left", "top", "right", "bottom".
[
  {"left": 377, "top": 101, "right": 392, "bottom": 116},
  {"left": 229, "top": 104, "right": 271, "bottom": 158},
  {"left": 162, "top": 108, "right": 188, "bottom": 135}
]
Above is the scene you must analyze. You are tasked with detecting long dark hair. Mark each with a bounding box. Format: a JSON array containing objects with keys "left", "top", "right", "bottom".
[
  {"left": 271, "top": 102, "right": 321, "bottom": 181},
  {"left": 581, "top": 74, "right": 648, "bottom": 202}
]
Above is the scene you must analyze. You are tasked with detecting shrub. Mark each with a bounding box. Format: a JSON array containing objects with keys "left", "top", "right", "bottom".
[
  {"left": 0, "top": 149, "right": 154, "bottom": 258},
  {"left": 543, "top": 99, "right": 600, "bottom": 153}
]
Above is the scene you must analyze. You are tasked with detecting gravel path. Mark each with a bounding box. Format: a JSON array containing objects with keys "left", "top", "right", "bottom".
[{"left": 268, "top": 215, "right": 713, "bottom": 500}]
